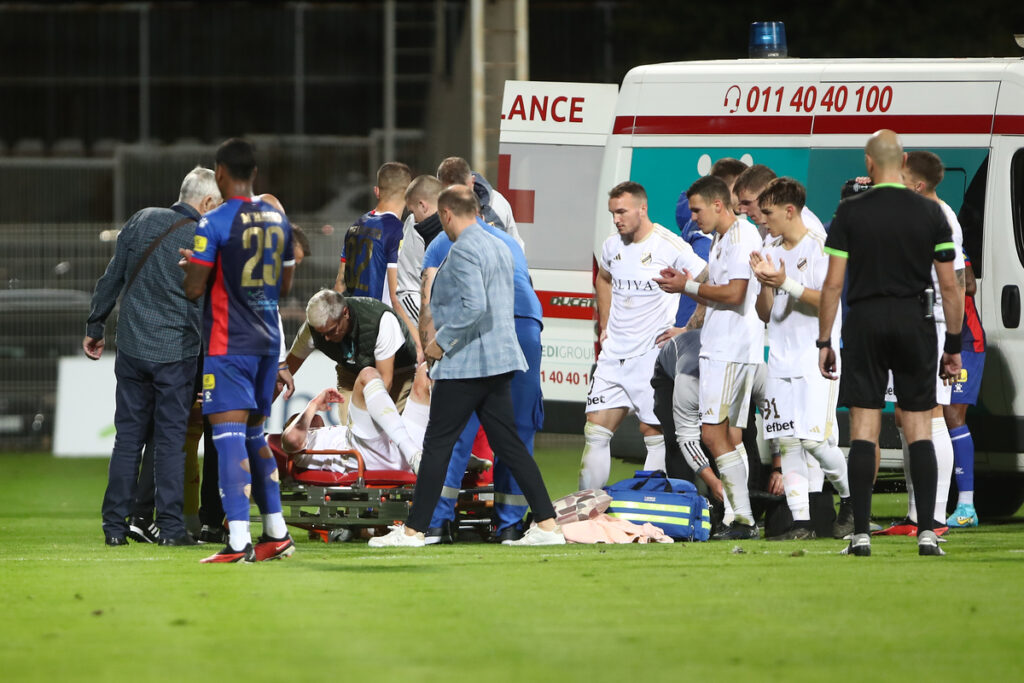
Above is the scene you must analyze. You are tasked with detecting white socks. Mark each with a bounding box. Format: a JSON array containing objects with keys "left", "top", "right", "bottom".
[
  {"left": 642, "top": 434, "right": 666, "bottom": 472},
  {"left": 228, "top": 519, "right": 251, "bottom": 551},
  {"left": 779, "top": 437, "right": 810, "bottom": 521},
  {"left": 363, "top": 378, "right": 419, "bottom": 465},
  {"left": 263, "top": 512, "right": 287, "bottom": 539},
  {"left": 717, "top": 445, "right": 753, "bottom": 525},
  {"left": 802, "top": 438, "right": 851, "bottom": 498},
  {"left": 932, "top": 417, "right": 954, "bottom": 523},
  {"left": 580, "top": 422, "right": 613, "bottom": 489}
]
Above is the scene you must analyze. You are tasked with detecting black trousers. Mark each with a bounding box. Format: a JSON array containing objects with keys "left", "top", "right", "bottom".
[
  {"left": 650, "top": 366, "right": 696, "bottom": 482},
  {"left": 407, "top": 372, "right": 555, "bottom": 531}
]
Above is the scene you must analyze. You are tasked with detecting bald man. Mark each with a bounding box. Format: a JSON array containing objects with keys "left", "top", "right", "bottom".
[{"left": 818, "top": 129, "right": 962, "bottom": 557}]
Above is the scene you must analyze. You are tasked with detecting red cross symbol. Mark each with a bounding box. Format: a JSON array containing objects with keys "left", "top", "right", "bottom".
[{"left": 497, "top": 153, "right": 535, "bottom": 224}]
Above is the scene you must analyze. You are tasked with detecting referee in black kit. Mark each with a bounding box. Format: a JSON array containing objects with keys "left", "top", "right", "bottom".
[{"left": 817, "top": 129, "right": 963, "bottom": 557}]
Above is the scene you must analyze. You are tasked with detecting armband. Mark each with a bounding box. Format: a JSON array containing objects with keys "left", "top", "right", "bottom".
[
  {"left": 779, "top": 276, "right": 805, "bottom": 300},
  {"left": 944, "top": 331, "right": 962, "bottom": 355},
  {"left": 815, "top": 339, "right": 832, "bottom": 349},
  {"left": 684, "top": 279, "right": 701, "bottom": 297}
]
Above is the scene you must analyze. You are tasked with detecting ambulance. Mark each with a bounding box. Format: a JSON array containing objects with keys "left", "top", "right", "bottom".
[{"left": 499, "top": 58, "right": 1024, "bottom": 516}]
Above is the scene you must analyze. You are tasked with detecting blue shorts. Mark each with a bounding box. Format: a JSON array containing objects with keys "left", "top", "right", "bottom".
[
  {"left": 201, "top": 354, "right": 278, "bottom": 416},
  {"left": 950, "top": 349, "right": 985, "bottom": 406}
]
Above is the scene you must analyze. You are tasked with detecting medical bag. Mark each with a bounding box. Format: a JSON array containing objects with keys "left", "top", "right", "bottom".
[{"left": 604, "top": 470, "right": 712, "bottom": 541}]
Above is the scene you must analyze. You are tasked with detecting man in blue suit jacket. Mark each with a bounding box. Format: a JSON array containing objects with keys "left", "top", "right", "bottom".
[{"left": 369, "top": 185, "right": 562, "bottom": 547}]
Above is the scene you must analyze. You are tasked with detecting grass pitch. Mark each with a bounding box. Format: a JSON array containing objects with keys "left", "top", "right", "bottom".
[{"left": 2, "top": 438, "right": 1023, "bottom": 683}]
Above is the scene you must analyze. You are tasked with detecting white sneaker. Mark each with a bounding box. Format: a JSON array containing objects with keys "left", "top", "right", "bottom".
[
  {"left": 367, "top": 525, "right": 425, "bottom": 548},
  {"left": 502, "top": 524, "right": 566, "bottom": 546}
]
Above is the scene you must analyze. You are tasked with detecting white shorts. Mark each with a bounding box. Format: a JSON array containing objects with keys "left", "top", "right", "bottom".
[
  {"left": 698, "top": 358, "right": 759, "bottom": 428},
  {"left": 885, "top": 319, "right": 950, "bottom": 406},
  {"left": 347, "top": 399, "right": 430, "bottom": 470},
  {"left": 763, "top": 372, "right": 840, "bottom": 441},
  {"left": 586, "top": 348, "right": 659, "bottom": 425}
]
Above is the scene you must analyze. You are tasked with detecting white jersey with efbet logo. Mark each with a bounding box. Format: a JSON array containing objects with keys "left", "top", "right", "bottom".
[
  {"left": 598, "top": 223, "right": 707, "bottom": 360},
  {"left": 760, "top": 231, "right": 841, "bottom": 440}
]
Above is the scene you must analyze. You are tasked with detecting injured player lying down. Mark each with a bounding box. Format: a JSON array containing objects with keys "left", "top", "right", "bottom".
[{"left": 282, "top": 364, "right": 430, "bottom": 474}]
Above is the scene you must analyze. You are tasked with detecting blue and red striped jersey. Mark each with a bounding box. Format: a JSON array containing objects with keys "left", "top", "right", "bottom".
[
  {"left": 190, "top": 196, "right": 294, "bottom": 356},
  {"left": 339, "top": 210, "right": 402, "bottom": 300},
  {"left": 962, "top": 257, "right": 985, "bottom": 352}
]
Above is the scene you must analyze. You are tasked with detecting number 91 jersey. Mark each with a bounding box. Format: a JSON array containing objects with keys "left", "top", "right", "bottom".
[{"left": 190, "top": 196, "right": 294, "bottom": 356}]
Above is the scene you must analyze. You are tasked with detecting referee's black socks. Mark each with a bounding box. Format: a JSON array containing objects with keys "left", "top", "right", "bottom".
[
  {"left": 848, "top": 440, "right": 876, "bottom": 536},
  {"left": 908, "top": 440, "right": 938, "bottom": 534}
]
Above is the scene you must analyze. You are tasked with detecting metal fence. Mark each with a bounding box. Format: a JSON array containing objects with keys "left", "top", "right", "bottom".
[{"left": 0, "top": 133, "right": 424, "bottom": 450}]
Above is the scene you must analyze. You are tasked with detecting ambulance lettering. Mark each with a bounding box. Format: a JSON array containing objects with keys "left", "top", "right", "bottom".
[{"left": 504, "top": 94, "right": 585, "bottom": 122}]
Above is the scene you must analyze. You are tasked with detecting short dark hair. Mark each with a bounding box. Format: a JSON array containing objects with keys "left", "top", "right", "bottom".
[
  {"left": 608, "top": 181, "right": 647, "bottom": 203},
  {"left": 405, "top": 175, "right": 443, "bottom": 204},
  {"left": 437, "top": 156, "right": 473, "bottom": 186},
  {"left": 710, "top": 157, "right": 749, "bottom": 182},
  {"left": 686, "top": 175, "right": 731, "bottom": 205},
  {"left": 437, "top": 184, "right": 480, "bottom": 217},
  {"left": 377, "top": 161, "right": 412, "bottom": 200},
  {"left": 905, "top": 150, "right": 944, "bottom": 192},
  {"left": 291, "top": 224, "right": 311, "bottom": 257},
  {"left": 733, "top": 164, "right": 777, "bottom": 196},
  {"left": 215, "top": 138, "right": 256, "bottom": 181},
  {"left": 758, "top": 177, "right": 806, "bottom": 211}
]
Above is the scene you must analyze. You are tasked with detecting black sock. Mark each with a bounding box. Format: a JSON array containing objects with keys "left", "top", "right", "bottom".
[
  {"left": 848, "top": 440, "right": 876, "bottom": 535},
  {"left": 908, "top": 439, "right": 937, "bottom": 534}
]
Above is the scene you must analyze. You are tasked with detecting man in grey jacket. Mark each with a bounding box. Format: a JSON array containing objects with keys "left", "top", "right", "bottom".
[
  {"left": 85, "top": 166, "right": 221, "bottom": 547},
  {"left": 369, "top": 184, "right": 561, "bottom": 547}
]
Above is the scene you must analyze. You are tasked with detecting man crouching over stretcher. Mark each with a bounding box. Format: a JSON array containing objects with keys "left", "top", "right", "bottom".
[{"left": 282, "top": 364, "right": 431, "bottom": 474}]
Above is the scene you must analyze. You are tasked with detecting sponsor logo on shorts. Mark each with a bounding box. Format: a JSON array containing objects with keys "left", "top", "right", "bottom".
[
  {"left": 203, "top": 373, "right": 215, "bottom": 390},
  {"left": 587, "top": 396, "right": 605, "bottom": 406},
  {"left": 810, "top": 426, "right": 820, "bottom": 433},
  {"left": 765, "top": 420, "right": 795, "bottom": 434},
  {"left": 193, "top": 235, "right": 208, "bottom": 252}
]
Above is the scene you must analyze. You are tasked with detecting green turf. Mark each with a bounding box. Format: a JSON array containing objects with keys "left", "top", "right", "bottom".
[{"left": 2, "top": 440, "right": 1023, "bottom": 682}]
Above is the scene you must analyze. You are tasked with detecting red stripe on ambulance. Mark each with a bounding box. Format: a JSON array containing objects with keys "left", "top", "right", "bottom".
[{"left": 536, "top": 290, "right": 594, "bottom": 321}]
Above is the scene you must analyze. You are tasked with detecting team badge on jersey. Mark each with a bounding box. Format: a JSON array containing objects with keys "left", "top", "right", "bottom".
[
  {"left": 641, "top": 252, "right": 652, "bottom": 265},
  {"left": 797, "top": 257, "right": 808, "bottom": 271}
]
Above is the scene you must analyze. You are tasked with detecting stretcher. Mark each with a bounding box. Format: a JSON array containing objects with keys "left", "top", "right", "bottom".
[{"left": 262, "top": 434, "right": 494, "bottom": 542}]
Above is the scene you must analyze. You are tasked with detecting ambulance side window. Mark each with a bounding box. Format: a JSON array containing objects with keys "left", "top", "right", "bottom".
[
  {"left": 960, "top": 155, "right": 988, "bottom": 277},
  {"left": 1013, "top": 150, "right": 1024, "bottom": 273}
]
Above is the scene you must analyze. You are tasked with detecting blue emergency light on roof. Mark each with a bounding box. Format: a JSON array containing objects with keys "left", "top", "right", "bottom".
[{"left": 749, "top": 21, "right": 787, "bottom": 58}]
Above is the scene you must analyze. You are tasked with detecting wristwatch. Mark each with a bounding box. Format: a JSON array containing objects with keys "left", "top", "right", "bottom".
[{"left": 815, "top": 339, "right": 832, "bottom": 349}]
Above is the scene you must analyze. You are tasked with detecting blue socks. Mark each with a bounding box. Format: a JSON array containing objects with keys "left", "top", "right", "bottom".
[
  {"left": 213, "top": 422, "right": 250, "bottom": 523},
  {"left": 950, "top": 424, "right": 974, "bottom": 494},
  {"left": 247, "top": 425, "right": 282, "bottom": 516}
]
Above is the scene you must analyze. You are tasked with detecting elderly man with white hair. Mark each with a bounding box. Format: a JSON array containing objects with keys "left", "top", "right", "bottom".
[
  {"left": 283, "top": 290, "right": 419, "bottom": 427},
  {"left": 85, "top": 165, "right": 222, "bottom": 548}
]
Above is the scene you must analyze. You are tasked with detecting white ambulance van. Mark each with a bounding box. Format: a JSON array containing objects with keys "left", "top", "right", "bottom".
[{"left": 500, "top": 58, "right": 1024, "bottom": 516}]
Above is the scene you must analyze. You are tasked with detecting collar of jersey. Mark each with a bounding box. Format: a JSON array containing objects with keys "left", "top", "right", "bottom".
[{"left": 872, "top": 182, "right": 906, "bottom": 189}]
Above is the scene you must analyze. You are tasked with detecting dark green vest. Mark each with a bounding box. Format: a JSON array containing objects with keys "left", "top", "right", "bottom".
[{"left": 310, "top": 297, "right": 417, "bottom": 373}]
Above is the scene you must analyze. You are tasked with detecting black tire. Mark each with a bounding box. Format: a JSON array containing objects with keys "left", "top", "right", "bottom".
[{"left": 973, "top": 475, "right": 1024, "bottom": 518}]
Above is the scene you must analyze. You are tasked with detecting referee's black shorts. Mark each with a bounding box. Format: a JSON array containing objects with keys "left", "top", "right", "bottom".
[{"left": 839, "top": 296, "right": 938, "bottom": 411}]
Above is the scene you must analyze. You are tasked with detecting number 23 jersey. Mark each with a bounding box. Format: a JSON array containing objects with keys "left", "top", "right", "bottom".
[{"left": 190, "top": 196, "right": 294, "bottom": 356}]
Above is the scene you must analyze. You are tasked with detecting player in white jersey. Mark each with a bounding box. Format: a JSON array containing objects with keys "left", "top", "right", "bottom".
[
  {"left": 876, "top": 151, "right": 967, "bottom": 537},
  {"left": 655, "top": 175, "right": 764, "bottom": 539},
  {"left": 580, "top": 181, "right": 708, "bottom": 490},
  {"left": 735, "top": 164, "right": 835, "bottom": 518},
  {"left": 749, "top": 178, "right": 855, "bottom": 541},
  {"left": 281, "top": 363, "right": 431, "bottom": 474}
]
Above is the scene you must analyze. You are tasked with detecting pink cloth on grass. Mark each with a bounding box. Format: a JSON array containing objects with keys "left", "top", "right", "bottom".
[{"left": 561, "top": 513, "right": 674, "bottom": 544}]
